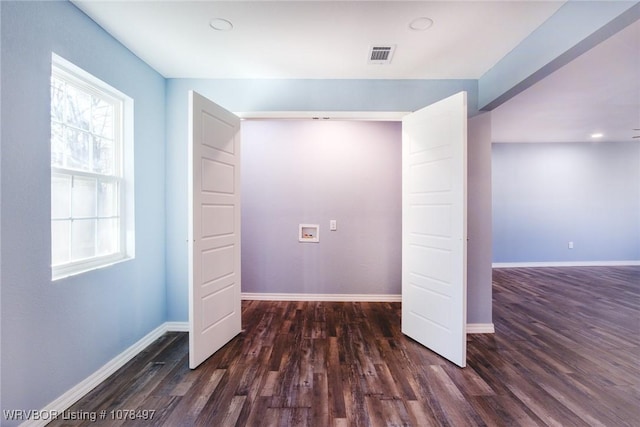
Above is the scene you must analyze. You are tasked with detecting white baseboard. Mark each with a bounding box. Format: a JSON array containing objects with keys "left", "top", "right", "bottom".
[
  {"left": 467, "top": 323, "right": 495, "bottom": 334},
  {"left": 493, "top": 260, "right": 640, "bottom": 268},
  {"left": 20, "top": 322, "right": 179, "bottom": 427},
  {"left": 165, "top": 321, "right": 189, "bottom": 332},
  {"left": 242, "top": 292, "right": 402, "bottom": 302}
]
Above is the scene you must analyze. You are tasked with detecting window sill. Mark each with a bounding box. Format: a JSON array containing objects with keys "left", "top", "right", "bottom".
[{"left": 52, "top": 255, "right": 133, "bottom": 282}]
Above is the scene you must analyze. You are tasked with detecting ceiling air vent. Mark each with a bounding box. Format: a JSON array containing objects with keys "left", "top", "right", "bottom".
[{"left": 368, "top": 45, "right": 396, "bottom": 64}]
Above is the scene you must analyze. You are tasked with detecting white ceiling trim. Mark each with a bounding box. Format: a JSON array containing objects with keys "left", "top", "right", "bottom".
[{"left": 236, "top": 111, "right": 409, "bottom": 121}]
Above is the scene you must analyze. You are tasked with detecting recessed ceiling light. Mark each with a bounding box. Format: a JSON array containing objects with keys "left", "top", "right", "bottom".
[
  {"left": 591, "top": 133, "right": 604, "bottom": 138},
  {"left": 409, "top": 17, "right": 434, "bottom": 31},
  {"left": 210, "top": 18, "right": 233, "bottom": 31}
]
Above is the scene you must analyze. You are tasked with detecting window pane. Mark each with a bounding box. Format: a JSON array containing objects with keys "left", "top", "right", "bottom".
[
  {"left": 66, "top": 128, "right": 92, "bottom": 171},
  {"left": 52, "top": 174, "right": 71, "bottom": 219},
  {"left": 52, "top": 220, "right": 71, "bottom": 266},
  {"left": 72, "top": 176, "right": 97, "bottom": 218},
  {"left": 51, "top": 123, "right": 65, "bottom": 168},
  {"left": 92, "top": 97, "right": 114, "bottom": 139},
  {"left": 66, "top": 85, "right": 91, "bottom": 131},
  {"left": 98, "top": 180, "right": 118, "bottom": 217},
  {"left": 93, "top": 137, "right": 114, "bottom": 174},
  {"left": 97, "top": 218, "right": 119, "bottom": 256},
  {"left": 71, "top": 219, "right": 95, "bottom": 260},
  {"left": 51, "top": 78, "right": 66, "bottom": 123}
]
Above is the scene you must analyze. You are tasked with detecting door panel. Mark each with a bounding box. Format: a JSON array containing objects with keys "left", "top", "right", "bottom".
[
  {"left": 189, "top": 91, "right": 242, "bottom": 369},
  {"left": 402, "top": 92, "right": 467, "bottom": 367}
]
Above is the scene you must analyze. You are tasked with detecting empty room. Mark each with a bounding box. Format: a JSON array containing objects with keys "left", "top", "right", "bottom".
[{"left": 1, "top": 1, "right": 638, "bottom": 426}]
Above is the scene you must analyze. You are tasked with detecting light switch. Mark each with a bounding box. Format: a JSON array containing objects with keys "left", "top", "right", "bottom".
[{"left": 330, "top": 220, "right": 337, "bottom": 231}]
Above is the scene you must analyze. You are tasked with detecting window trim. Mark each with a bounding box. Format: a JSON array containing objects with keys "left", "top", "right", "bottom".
[{"left": 51, "top": 53, "right": 135, "bottom": 280}]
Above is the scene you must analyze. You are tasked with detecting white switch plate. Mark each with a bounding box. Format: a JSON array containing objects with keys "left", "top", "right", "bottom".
[
  {"left": 568, "top": 241, "right": 574, "bottom": 249},
  {"left": 330, "top": 220, "right": 337, "bottom": 231}
]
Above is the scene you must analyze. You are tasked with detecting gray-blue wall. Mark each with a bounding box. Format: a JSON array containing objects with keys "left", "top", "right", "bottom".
[
  {"left": 492, "top": 141, "right": 640, "bottom": 263},
  {"left": 241, "top": 120, "right": 402, "bottom": 296},
  {"left": 467, "top": 113, "right": 493, "bottom": 323},
  {"left": 1, "top": 1, "right": 166, "bottom": 419}
]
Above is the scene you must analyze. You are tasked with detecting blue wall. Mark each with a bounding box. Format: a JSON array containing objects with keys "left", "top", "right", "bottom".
[
  {"left": 1, "top": 1, "right": 166, "bottom": 419},
  {"left": 492, "top": 142, "right": 640, "bottom": 263}
]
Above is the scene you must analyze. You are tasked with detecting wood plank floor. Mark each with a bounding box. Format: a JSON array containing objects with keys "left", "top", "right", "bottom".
[{"left": 48, "top": 266, "right": 640, "bottom": 426}]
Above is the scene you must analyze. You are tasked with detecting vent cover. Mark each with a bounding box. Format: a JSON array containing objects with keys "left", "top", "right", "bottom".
[{"left": 368, "top": 45, "right": 396, "bottom": 64}]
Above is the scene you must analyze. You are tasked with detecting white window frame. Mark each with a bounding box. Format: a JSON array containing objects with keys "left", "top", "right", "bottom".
[{"left": 51, "top": 53, "right": 135, "bottom": 280}]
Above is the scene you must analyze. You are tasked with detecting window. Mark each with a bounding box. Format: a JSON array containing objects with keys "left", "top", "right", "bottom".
[{"left": 51, "top": 54, "right": 134, "bottom": 279}]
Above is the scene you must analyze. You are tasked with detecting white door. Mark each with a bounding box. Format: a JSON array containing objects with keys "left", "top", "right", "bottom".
[
  {"left": 188, "top": 91, "right": 242, "bottom": 369},
  {"left": 401, "top": 92, "right": 468, "bottom": 367}
]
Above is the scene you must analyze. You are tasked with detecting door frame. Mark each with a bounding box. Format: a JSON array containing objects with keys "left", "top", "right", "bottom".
[
  {"left": 234, "top": 108, "right": 492, "bottom": 332},
  {"left": 192, "top": 108, "right": 473, "bottom": 365}
]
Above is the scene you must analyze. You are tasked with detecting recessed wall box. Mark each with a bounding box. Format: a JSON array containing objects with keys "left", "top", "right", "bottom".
[{"left": 299, "top": 224, "right": 319, "bottom": 243}]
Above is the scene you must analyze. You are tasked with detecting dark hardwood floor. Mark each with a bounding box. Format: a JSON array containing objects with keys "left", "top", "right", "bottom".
[{"left": 48, "top": 266, "right": 640, "bottom": 426}]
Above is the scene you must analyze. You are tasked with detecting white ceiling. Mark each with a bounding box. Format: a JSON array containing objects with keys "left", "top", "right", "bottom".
[
  {"left": 492, "top": 18, "right": 640, "bottom": 143},
  {"left": 73, "top": 0, "right": 563, "bottom": 79},
  {"left": 73, "top": 0, "right": 639, "bottom": 143}
]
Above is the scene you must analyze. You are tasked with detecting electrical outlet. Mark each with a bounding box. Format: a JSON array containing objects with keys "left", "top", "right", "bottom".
[
  {"left": 568, "top": 241, "right": 574, "bottom": 249},
  {"left": 330, "top": 220, "right": 337, "bottom": 231}
]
